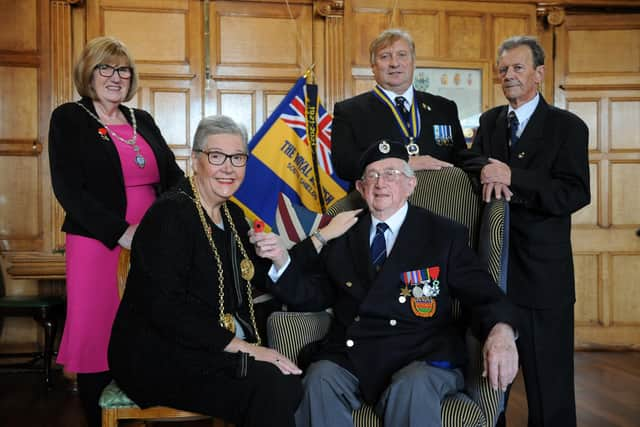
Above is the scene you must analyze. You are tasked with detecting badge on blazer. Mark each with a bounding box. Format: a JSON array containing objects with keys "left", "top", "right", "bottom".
[
  {"left": 433, "top": 124, "right": 453, "bottom": 147},
  {"left": 378, "top": 139, "right": 390, "bottom": 154},
  {"left": 400, "top": 266, "right": 440, "bottom": 317}
]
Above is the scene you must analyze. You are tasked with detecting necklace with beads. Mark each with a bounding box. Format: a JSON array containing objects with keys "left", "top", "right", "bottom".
[
  {"left": 76, "top": 101, "right": 146, "bottom": 168},
  {"left": 189, "top": 175, "right": 261, "bottom": 345}
]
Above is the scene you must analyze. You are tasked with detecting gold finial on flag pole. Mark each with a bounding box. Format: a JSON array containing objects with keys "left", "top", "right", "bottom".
[{"left": 304, "top": 64, "right": 316, "bottom": 84}]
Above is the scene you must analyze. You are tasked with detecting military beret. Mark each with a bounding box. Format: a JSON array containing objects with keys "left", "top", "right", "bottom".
[{"left": 358, "top": 139, "right": 409, "bottom": 177}]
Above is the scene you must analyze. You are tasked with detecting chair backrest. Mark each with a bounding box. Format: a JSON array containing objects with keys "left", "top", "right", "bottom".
[{"left": 328, "top": 167, "right": 509, "bottom": 290}]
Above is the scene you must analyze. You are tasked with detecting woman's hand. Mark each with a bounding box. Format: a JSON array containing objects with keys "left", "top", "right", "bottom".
[
  {"left": 307, "top": 209, "right": 361, "bottom": 252},
  {"left": 250, "top": 345, "right": 302, "bottom": 375},
  {"left": 250, "top": 230, "right": 290, "bottom": 270},
  {"left": 117, "top": 224, "right": 138, "bottom": 249},
  {"left": 319, "top": 209, "right": 362, "bottom": 241},
  {"left": 225, "top": 337, "right": 301, "bottom": 375}
]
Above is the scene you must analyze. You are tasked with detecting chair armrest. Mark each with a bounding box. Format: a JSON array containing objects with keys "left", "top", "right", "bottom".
[
  {"left": 462, "top": 331, "right": 504, "bottom": 427},
  {"left": 478, "top": 198, "right": 509, "bottom": 293},
  {"left": 266, "top": 311, "right": 331, "bottom": 364}
]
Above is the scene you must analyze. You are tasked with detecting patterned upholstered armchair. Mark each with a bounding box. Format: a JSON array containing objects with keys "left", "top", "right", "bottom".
[{"left": 267, "top": 167, "right": 509, "bottom": 427}]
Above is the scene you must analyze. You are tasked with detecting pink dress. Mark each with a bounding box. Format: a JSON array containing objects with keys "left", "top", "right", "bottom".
[{"left": 57, "top": 125, "right": 160, "bottom": 373}]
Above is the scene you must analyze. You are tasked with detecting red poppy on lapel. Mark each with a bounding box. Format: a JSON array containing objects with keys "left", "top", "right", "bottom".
[{"left": 98, "top": 127, "right": 109, "bottom": 141}]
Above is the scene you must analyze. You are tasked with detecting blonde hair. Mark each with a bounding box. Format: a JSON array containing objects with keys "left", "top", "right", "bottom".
[
  {"left": 369, "top": 29, "right": 416, "bottom": 65},
  {"left": 73, "top": 36, "right": 139, "bottom": 102}
]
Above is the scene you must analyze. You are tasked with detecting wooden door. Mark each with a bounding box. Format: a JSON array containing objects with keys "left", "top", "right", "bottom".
[{"left": 554, "top": 12, "right": 640, "bottom": 349}]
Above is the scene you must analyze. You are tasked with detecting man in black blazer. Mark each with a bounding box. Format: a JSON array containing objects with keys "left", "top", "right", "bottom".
[
  {"left": 462, "top": 36, "right": 590, "bottom": 426},
  {"left": 332, "top": 29, "right": 468, "bottom": 184},
  {"left": 255, "top": 141, "right": 519, "bottom": 427}
]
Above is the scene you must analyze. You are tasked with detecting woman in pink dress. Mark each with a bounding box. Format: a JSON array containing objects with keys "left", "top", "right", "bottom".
[{"left": 48, "top": 36, "right": 183, "bottom": 427}]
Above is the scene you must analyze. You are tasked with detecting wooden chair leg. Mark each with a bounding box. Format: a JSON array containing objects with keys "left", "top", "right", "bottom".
[
  {"left": 101, "top": 409, "right": 117, "bottom": 427},
  {"left": 33, "top": 309, "right": 58, "bottom": 389}
]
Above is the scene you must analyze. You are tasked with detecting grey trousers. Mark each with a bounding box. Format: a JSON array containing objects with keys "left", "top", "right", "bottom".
[{"left": 295, "top": 360, "right": 464, "bottom": 427}]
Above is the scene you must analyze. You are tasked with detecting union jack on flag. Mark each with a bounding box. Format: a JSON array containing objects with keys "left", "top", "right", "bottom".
[
  {"left": 233, "top": 76, "right": 349, "bottom": 232},
  {"left": 280, "top": 92, "right": 336, "bottom": 177}
]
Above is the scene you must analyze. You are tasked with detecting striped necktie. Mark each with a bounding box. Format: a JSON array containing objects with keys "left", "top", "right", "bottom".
[
  {"left": 395, "top": 96, "right": 411, "bottom": 127},
  {"left": 370, "top": 222, "right": 389, "bottom": 272},
  {"left": 508, "top": 111, "right": 520, "bottom": 147}
]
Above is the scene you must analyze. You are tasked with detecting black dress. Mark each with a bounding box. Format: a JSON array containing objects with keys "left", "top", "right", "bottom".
[{"left": 108, "top": 177, "right": 301, "bottom": 427}]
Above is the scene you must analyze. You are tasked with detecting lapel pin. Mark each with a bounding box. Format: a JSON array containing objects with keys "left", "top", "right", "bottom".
[{"left": 517, "top": 152, "right": 526, "bottom": 159}]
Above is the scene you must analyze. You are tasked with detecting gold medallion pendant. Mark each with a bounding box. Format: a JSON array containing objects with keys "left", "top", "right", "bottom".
[
  {"left": 221, "top": 313, "right": 236, "bottom": 334},
  {"left": 240, "top": 258, "right": 255, "bottom": 281}
]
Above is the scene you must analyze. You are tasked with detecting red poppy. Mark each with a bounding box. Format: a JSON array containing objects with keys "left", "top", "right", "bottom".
[{"left": 98, "top": 127, "right": 109, "bottom": 141}]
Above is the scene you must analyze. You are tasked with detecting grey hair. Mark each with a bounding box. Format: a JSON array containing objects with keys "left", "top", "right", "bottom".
[
  {"left": 497, "top": 36, "right": 545, "bottom": 67},
  {"left": 192, "top": 115, "right": 248, "bottom": 152},
  {"left": 401, "top": 160, "right": 416, "bottom": 197},
  {"left": 400, "top": 160, "right": 415, "bottom": 178},
  {"left": 369, "top": 28, "right": 416, "bottom": 65}
]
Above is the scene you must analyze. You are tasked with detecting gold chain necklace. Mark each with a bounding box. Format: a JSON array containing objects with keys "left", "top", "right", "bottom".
[
  {"left": 189, "top": 176, "right": 261, "bottom": 345},
  {"left": 75, "top": 101, "right": 146, "bottom": 168}
]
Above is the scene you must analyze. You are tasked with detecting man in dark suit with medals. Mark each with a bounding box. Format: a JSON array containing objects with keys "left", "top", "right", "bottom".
[
  {"left": 462, "top": 36, "right": 590, "bottom": 427},
  {"left": 252, "top": 140, "right": 519, "bottom": 427},
  {"left": 332, "top": 29, "right": 468, "bottom": 184}
]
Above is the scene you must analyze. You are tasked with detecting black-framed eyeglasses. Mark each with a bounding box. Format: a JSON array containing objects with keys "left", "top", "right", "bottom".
[
  {"left": 361, "top": 168, "right": 406, "bottom": 184},
  {"left": 95, "top": 64, "right": 133, "bottom": 79},
  {"left": 194, "top": 149, "right": 248, "bottom": 167}
]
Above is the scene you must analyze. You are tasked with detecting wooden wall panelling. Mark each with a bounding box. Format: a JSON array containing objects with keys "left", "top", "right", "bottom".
[
  {"left": 210, "top": 1, "right": 312, "bottom": 81},
  {"left": 555, "top": 13, "right": 640, "bottom": 90},
  {"left": 536, "top": 7, "right": 562, "bottom": 103},
  {"left": 0, "top": 0, "right": 38, "bottom": 52},
  {"left": 343, "top": 0, "right": 391, "bottom": 99},
  {"left": 315, "top": 1, "right": 344, "bottom": 113},
  {"left": 344, "top": 0, "right": 537, "bottom": 108},
  {"left": 399, "top": 10, "right": 440, "bottom": 59},
  {"left": 0, "top": 0, "right": 63, "bottom": 349},
  {"left": 207, "top": 1, "right": 314, "bottom": 143},
  {"left": 0, "top": 0, "right": 49, "bottom": 255},
  {"left": 50, "top": 1, "right": 78, "bottom": 252},
  {"left": 85, "top": 0, "right": 202, "bottom": 173},
  {"left": 555, "top": 12, "right": 640, "bottom": 349},
  {"left": 611, "top": 253, "right": 640, "bottom": 325},
  {"left": 573, "top": 253, "right": 600, "bottom": 326},
  {"left": 445, "top": 11, "right": 486, "bottom": 59}
]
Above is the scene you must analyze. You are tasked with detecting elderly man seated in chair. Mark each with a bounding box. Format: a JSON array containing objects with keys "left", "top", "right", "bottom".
[{"left": 251, "top": 140, "right": 519, "bottom": 427}]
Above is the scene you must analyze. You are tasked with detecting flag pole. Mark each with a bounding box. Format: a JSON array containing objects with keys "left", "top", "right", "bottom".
[
  {"left": 303, "top": 63, "right": 316, "bottom": 81},
  {"left": 303, "top": 64, "right": 327, "bottom": 213}
]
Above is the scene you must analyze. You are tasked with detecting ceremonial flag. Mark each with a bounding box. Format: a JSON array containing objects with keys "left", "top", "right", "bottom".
[{"left": 233, "top": 75, "right": 349, "bottom": 232}]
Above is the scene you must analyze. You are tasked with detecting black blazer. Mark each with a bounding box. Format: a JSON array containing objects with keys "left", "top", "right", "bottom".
[
  {"left": 108, "top": 179, "right": 271, "bottom": 406},
  {"left": 462, "top": 95, "right": 590, "bottom": 308},
  {"left": 49, "top": 97, "right": 184, "bottom": 249},
  {"left": 332, "top": 89, "right": 468, "bottom": 182},
  {"left": 273, "top": 205, "right": 516, "bottom": 403}
]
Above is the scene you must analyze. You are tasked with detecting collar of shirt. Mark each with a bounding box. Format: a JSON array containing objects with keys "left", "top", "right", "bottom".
[
  {"left": 369, "top": 202, "right": 409, "bottom": 255},
  {"left": 380, "top": 85, "right": 414, "bottom": 110},
  {"left": 508, "top": 92, "right": 539, "bottom": 138}
]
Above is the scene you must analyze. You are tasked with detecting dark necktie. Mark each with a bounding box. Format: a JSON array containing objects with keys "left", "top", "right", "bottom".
[
  {"left": 395, "top": 96, "right": 411, "bottom": 127},
  {"left": 508, "top": 111, "right": 520, "bottom": 147},
  {"left": 370, "top": 222, "right": 389, "bottom": 272}
]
